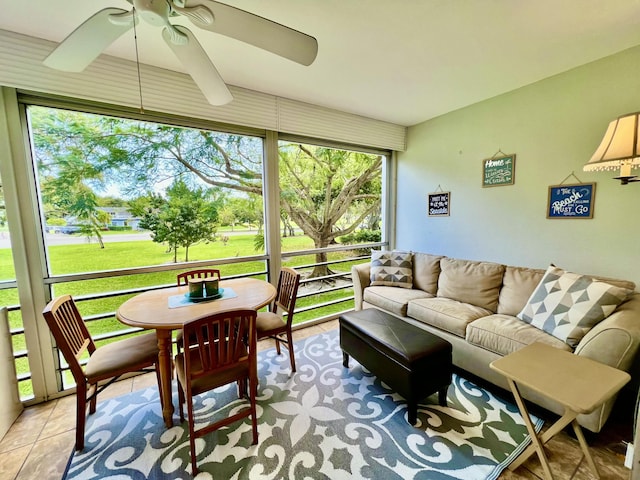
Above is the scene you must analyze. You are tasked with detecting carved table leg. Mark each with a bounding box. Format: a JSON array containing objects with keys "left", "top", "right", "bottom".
[{"left": 156, "top": 329, "right": 174, "bottom": 428}]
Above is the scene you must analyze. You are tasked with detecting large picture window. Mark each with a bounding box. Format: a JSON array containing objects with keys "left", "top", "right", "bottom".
[
  {"left": 3, "top": 98, "right": 390, "bottom": 401},
  {"left": 29, "top": 106, "right": 265, "bottom": 277},
  {"left": 27, "top": 105, "right": 268, "bottom": 392},
  {"left": 278, "top": 140, "right": 385, "bottom": 323}
]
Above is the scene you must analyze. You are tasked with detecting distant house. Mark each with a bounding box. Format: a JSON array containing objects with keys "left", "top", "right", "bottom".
[
  {"left": 46, "top": 207, "right": 143, "bottom": 233},
  {"left": 97, "top": 207, "right": 143, "bottom": 230}
]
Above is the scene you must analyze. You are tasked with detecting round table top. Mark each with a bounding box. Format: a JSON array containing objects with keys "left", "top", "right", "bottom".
[{"left": 116, "top": 277, "right": 277, "bottom": 330}]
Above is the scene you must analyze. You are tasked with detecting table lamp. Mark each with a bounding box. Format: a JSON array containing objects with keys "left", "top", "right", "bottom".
[{"left": 584, "top": 112, "right": 640, "bottom": 185}]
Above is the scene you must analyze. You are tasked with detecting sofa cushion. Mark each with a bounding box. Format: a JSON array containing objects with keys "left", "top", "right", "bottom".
[
  {"left": 363, "top": 286, "right": 433, "bottom": 317},
  {"left": 412, "top": 253, "right": 444, "bottom": 295},
  {"left": 497, "top": 266, "right": 546, "bottom": 316},
  {"left": 407, "top": 297, "right": 492, "bottom": 338},
  {"left": 589, "top": 275, "right": 635, "bottom": 292},
  {"left": 437, "top": 258, "right": 505, "bottom": 312},
  {"left": 467, "top": 314, "right": 572, "bottom": 357},
  {"left": 370, "top": 250, "right": 413, "bottom": 289},
  {"left": 517, "top": 265, "right": 633, "bottom": 348}
]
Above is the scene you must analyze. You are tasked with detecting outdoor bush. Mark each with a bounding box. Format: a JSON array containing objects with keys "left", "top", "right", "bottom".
[
  {"left": 47, "top": 218, "right": 66, "bottom": 226},
  {"left": 339, "top": 229, "right": 381, "bottom": 255}
]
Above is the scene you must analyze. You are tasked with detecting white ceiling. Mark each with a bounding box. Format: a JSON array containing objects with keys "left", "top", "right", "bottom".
[{"left": 2, "top": 0, "right": 640, "bottom": 127}]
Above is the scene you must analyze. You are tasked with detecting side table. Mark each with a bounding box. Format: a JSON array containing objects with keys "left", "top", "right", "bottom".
[{"left": 490, "top": 342, "right": 630, "bottom": 480}]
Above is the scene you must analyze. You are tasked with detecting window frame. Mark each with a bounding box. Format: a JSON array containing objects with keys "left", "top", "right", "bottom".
[{"left": 2, "top": 87, "right": 394, "bottom": 404}]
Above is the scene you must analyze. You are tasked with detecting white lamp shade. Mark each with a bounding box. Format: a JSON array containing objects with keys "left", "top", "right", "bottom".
[{"left": 584, "top": 113, "right": 640, "bottom": 172}]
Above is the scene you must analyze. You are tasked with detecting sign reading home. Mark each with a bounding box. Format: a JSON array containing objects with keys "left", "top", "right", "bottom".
[
  {"left": 427, "top": 192, "right": 450, "bottom": 216},
  {"left": 482, "top": 154, "right": 516, "bottom": 187},
  {"left": 547, "top": 183, "right": 595, "bottom": 219}
]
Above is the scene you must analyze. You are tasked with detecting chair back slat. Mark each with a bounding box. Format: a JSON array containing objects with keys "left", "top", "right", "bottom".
[
  {"left": 57, "top": 300, "right": 89, "bottom": 355},
  {"left": 76, "top": 339, "right": 91, "bottom": 360},
  {"left": 273, "top": 267, "right": 301, "bottom": 323},
  {"left": 177, "top": 269, "right": 221, "bottom": 286},
  {"left": 42, "top": 295, "right": 95, "bottom": 383},
  {"left": 183, "top": 309, "right": 256, "bottom": 379},
  {"left": 230, "top": 316, "right": 247, "bottom": 363}
]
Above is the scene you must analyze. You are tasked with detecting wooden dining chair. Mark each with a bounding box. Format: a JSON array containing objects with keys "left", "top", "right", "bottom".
[
  {"left": 175, "top": 269, "right": 222, "bottom": 354},
  {"left": 175, "top": 309, "right": 259, "bottom": 476},
  {"left": 42, "top": 294, "right": 161, "bottom": 451},
  {"left": 256, "top": 267, "right": 301, "bottom": 373},
  {"left": 176, "top": 268, "right": 221, "bottom": 286}
]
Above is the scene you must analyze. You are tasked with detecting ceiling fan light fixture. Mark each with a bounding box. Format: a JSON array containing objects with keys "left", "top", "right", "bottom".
[{"left": 136, "top": 2, "right": 169, "bottom": 26}]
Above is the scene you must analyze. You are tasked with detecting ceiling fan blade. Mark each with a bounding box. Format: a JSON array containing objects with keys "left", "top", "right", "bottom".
[
  {"left": 162, "top": 25, "right": 233, "bottom": 105},
  {"left": 183, "top": 0, "right": 318, "bottom": 66},
  {"left": 43, "top": 8, "right": 135, "bottom": 72}
]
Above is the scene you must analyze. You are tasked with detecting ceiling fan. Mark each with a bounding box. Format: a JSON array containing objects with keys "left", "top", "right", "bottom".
[{"left": 43, "top": 0, "right": 318, "bottom": 106}]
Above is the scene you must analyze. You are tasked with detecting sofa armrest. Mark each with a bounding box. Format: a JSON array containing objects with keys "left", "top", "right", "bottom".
[
  {"left": 351, "top": 263, "right": 371, "bottom": 311},
  {"left": 575, "top": 293, "right": 640, "bottom": 374}
]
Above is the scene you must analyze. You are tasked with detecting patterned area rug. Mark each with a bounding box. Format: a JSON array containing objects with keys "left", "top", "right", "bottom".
[{"left": 64, "top": 329, "right": 542, "bottom": 479}]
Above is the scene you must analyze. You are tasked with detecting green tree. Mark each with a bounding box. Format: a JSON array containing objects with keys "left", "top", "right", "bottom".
[
  {"left": 97, "top": 196, "right": 127, "bottom": 207},
  {"left": 281, "top": 210, "right": 296, "bottom": 237},
  {"left": 40, "top": 174, "right": 110, "bottom": 248},
  {"left": 32, "top": 107, "right": 118, "bottom": 248},
  {"left": 46, "top": 218, "right": 66, "bottom": 227},
  {"left": 226, "top": 196, "right": 263, "bottom": 231},
  {"left": 218, "top": 204, "right": 237, "bottom": 231},
  {"left": 135, "top": 180, "right": 219, "bottom": 262},
  {"left": 279, "top": 144, "right": 381, "bottom": 276},
  {"left": 77, "top": 208, "right": 111, "bottom": 248},
  {"left": 29, "top": 107, "right": 382, "bottom": 276}
]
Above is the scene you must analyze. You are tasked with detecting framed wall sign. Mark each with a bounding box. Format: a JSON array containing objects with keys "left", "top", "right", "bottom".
[
  {"left": 482, "top": 154, "right": 516, "bottom": 187},
  {"left": 427, "top": 191, "right": 450, "bottom": 216},
  {"left": 547, "top": 183, "right": 596, "bottom": 219}
]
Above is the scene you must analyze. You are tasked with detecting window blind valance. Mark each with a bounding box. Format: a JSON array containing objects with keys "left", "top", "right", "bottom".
[{"left": 0, "top": 29, "right": 406, "bottom": 151}]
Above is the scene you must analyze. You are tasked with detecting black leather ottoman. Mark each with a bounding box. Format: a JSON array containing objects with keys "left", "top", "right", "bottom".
[{"left": 340, "top": 308, "right": 453, "bottom": 425}]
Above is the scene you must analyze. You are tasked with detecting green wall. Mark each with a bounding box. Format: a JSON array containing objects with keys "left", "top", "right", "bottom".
[{"left": 397, "top": 44, "right": 640, "bottom": 286}]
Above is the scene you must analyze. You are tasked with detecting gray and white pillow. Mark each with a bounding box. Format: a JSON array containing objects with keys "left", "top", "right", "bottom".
[
  {"left": 517, "top": 265, "right": 632, "bottom": 348},
  {"left": 370, "top": 250, "right": 413, "bottom": 289}
]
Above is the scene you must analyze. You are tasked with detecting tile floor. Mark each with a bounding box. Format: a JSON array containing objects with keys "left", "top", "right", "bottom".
[{"left": 0, "top": 319, "right": 633, "bottom": 480}]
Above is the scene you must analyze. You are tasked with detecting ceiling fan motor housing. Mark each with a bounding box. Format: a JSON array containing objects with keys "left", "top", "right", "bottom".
[{"left": 133, "top": 0, "right": 172, "bottom": 26}]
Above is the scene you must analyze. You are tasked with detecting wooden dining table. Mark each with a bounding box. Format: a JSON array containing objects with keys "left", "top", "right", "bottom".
[{"left": 116, "top": 277, "right": 277, "bottom": 427}]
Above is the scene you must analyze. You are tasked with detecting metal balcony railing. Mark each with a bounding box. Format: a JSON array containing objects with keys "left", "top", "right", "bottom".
[{"left": 2, "top": 242, "right": 385, "bottom": 401}]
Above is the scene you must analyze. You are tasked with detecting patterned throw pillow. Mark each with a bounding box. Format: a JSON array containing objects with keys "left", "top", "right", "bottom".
[
  {"left": 370, "top": 250, "right": 413, "bottom": 289},
  {"left": 517, "top": 265, "right": 632, "bottom": 348}
]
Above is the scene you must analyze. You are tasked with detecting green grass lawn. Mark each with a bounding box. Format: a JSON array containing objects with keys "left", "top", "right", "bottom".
[{"left": 1, "top": 232, "right": 366, "bottom": 398}]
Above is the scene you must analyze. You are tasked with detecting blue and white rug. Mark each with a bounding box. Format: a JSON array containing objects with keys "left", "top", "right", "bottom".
[{"left": 64, "top": 329, "right": 542, "bottom": 479}]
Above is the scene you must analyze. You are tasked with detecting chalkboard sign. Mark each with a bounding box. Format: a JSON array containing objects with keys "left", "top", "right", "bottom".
[
  {"left": 482, "top": 154, "right": 516, "bottom": 187},
  {"left": 547, "top": 183, "right": 595, "bottom": 219},
  {"left": 427, "top": 192, "right": 450, "bottom": 216}
]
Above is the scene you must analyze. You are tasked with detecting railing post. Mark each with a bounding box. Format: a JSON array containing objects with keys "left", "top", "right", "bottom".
[
  {"left": 0, "top": 307, "right": 23, "bottom": 440},
  {"left": 263, "top": 130, "right": 281, "bottom": 285}
]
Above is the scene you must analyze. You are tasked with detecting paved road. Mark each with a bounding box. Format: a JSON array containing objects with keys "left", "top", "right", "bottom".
[
  {"left": 51, "top": 232, "right": 153, "bottom": 245},
  {"left": 0, "top": 232, "right": 153, "bottom": 249},
  {"left": 0, "top": 230, "right": 258, "bottom": 249}
]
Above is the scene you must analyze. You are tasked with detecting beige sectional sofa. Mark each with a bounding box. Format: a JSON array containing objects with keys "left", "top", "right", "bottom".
[{"left": 351, "top": 252, "right": 640, "bottom": 432}]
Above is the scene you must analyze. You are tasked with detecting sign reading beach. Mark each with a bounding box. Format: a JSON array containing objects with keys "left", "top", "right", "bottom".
[
  {"left": 547, "top": 183, "right": 595, "bottom": 219},
  {"left": 482, "top": 154, "right": 515, "bottom": 187}
]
